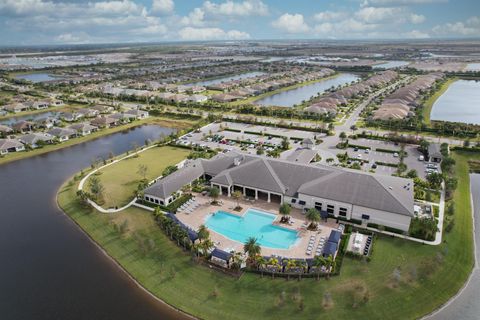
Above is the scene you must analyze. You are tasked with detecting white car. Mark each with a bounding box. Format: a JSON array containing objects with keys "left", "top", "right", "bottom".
[
  {"left": 418, "top": 155, "right": 424, "bottom": 161},
  {"left": 393, "top": 152, "right": 399, "bottom": 157}
]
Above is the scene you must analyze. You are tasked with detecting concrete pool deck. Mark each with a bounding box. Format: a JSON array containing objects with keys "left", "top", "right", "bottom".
[{"left": 176, "top": 193, "right": 339, "bottom": 259}]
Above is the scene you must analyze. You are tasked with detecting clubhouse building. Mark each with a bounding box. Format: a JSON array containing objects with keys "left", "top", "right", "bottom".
[{"left": 144, "top": 152, "right": 414, "bottom": 232}]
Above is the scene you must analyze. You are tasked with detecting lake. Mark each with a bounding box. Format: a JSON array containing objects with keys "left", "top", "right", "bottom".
[
  {"left": 189, "top": 71, "right": 265, "bottom": 86},
  {"left": 430, "top": 80, "right": 480, "bottom": 125},
  {"left": 465, "top": 63, "right": 480, "bottom": 71},
  {"left": 254, "top": 73, "right": 360, "bottom": 107},
  {"left": 14, "top": 72, "right": 65, "bottom": 83},
  {"left": 373, "top": 61, "right": 410, "bottom": 69},
  {"left": 0, "top": 125, "right": 191, "bottom": 320},
  {"left": 0, "top": 111, "right": 58, "bottom": 125}
]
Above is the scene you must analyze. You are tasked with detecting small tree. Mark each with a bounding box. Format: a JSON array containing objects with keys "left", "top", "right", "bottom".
[
  {"left": 137, "top": 164, "right": 148, "bottom": 181},
  {"left": 232, "top": 190, "right": 243, "bottom": 210},
  {"left": 279, "top": 203, "right": 291, "bottom": 223},
  {"left": 244, "top": 237, "right": 261, "bottom": 266},
  {"left": 281, "top": 136, "right": 290, "bottom": 150},
  {"left": 209, "top": 186, "right": 220, "bottom": 204},
  {"left": 339, "top": 131, "right": 347, "bottom": 143},
  {"left": 88, "top": 176, "right": 104, "bottom": 201},
  {"left": 306, "top": 208, "right": 321, "bottom": 230}
]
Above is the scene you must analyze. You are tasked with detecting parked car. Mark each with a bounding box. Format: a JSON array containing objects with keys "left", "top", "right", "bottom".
[
  {"left": 418, "top": 155, "right": 424, "bottom": 161},
  {"left": 393, "top": 152, "right": 399, "bottom": 157},
  {"left": 365, "top": 148, "right": 370, "bottom": 154}
]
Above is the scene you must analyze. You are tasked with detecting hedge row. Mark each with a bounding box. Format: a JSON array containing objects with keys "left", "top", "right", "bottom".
[{"left": 375, "top": 161, "right": 399, "bottom": 168}]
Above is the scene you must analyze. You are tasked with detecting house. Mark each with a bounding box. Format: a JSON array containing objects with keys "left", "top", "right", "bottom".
[
  {"left": 427, "top": 143, "right": 443, "bottom": 163},
  {"left": 4, "top": 103, "right": 29, "bottom": 113},
  {"left": 0, "top": 138, "right": 25, "bottom": 155},
  {"left": 68, "top": 123, "right": 97, "bottom": 136},
  {"left": 188, "top": 94, "right": 208, "bottom": 103},
  {"left": 30, "top": 100, "right": 50, "bottom": 110},
  {"left": 210, "top": 248, "right": 233, "bottom": 268},
  {"left": 91, "top": 105, "right": 114, "bottom": 114},
  {"left": 35, "top": 117, "right": 58, "bottom": 129},
  {"left": 188, "top": 86, "right": 206, "bottom": 94},
  {"left": 0, "top": 124, "right": 13, "bottom": 137},
  {"left": 61, "top": 112, "right": 84, "bottom": 122},
  {"left": 144, "top": 152, "right": 414, "bottom": 232},
  {"left": 77, "top": 108, "right": 99, "bottom": 118},
  {"left": 19, "top": 132, "right": 54, "bottom": 148},
  {"left": 125, "top": 109, "right": 149, "bottom": 119},
  {"left": 90, "top": 116, "right": 118, "bottom": 128},
  {"left": 48, "top": 127, "right": 77, "bottom": 142},
  {"left": 12, "top": 120, "right": 35, "bottom": 133}
]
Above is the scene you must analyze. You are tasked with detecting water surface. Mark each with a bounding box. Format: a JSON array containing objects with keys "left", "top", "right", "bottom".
[
  {"left": 0, "top": 111, "right": 58, "bottom": 125},
  {"left": 254, "top": 73, "right": 359, "bottom": 107},
  {"left": 431, "top": 80, "right": 480, "bottom": 125},
  {"left": 14, "top": 72, "right": 65, "bottom": 83},
  {"left": 0, "top": 125, "right": 191, "bottom": 320},
  {"left": 189, "top": 71, "right": 265, "bottom": 87},
  {"left": 373, "top": 61, "right": 410, "bottom": 69},
  {"left": 465, "top": 63, "right": 480, "bottom": 71}
]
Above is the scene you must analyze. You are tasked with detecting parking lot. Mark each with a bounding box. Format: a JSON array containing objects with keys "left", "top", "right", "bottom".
[
  {"left": 178, "top": 121, "right": 321, "bottom": 155},
  {"left": 331, "top": 138, "right": 436, "bottom": 179}
]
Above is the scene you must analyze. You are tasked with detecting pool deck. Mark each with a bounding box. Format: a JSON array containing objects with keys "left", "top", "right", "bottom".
[{"left": 176, "top": 193, "right": 339, "bottom": 259}]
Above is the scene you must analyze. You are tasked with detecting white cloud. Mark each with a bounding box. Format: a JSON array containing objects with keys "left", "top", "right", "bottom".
[
  {"left": 181, "top": 8, "right": 205, "bottom": 27},
  {"left": 409, "top": 13, "right": 425, "bottom": 24},
  {"left": 432, "top": 16, "right": 480, "bottom": 36},
  {"left": 361, "top": 0, "right": 447, "bottom": 7},
  {"left": 313, "top": 11, "right": 347, "bottom": 22},
  {"left": 403, "top": 29, "right": 430, "bottom": 38},
  {"left": 92, "top": 1, "right": 142, "bottom": 15},
  {"left": 55, "top": 32, "right": 91, "bottom": 44},
  {"left": 203, "top": 0, "right": 268, "bottom": 17},
  {"left": 272, "top": 13, "right": 309, "bottom": 34},
  {"left": 151, "top": 0, "right": 174, "bottom": 15},
  {"left": 178, "top": 27, "right": 250, "bottom": 40},
  {"left": 355, "top": 7, "right": 405, "bottom": 23}
]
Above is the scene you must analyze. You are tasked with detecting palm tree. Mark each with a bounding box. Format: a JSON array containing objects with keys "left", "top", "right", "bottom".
[
  {"left": 209, "top": 186, "right": 220, "bottom": 204},
  {"left": 197, "top": 224, "right": 210, "bottom": 243},
  {"left": 306, "top": 208, "right": 321, "bottom": 230},
  {"left": 279, "top": 203, "right": 291, "bottom": 223},
  {"left": 243, "top": 237, "right": 261, "bottom": 265},
  {"left": 256, "top": 256, "right": 267, "bottom": 276},
  {"left": 313, "top": 255, "right": 327, "bottom": 280},
  {"left": 200, "top": 238, "right": 214, "bottom": 256},
  {"left": 324, "top": 255, "right": 336, "bottom": 278},
  {"left": 268, "top": 257, "right": 280, "bottom": 279},
  {"left": 232, "top": 190, "right": 243, "bottom": 209}
]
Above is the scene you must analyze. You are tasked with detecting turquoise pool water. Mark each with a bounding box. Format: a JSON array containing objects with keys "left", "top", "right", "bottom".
[{"left": 205, "top": 209, "right": 299, "bottom": 249}]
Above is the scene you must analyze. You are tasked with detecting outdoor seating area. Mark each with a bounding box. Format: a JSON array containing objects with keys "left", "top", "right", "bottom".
[
  {"left": 178, "top": 197, "right": 199, "bottom": 214},
  {"left": 347, "top": 231, "right": 373, "bottom": 256},
  {"left": 305, "top": 233, "right": 328, "bottom": 256}
]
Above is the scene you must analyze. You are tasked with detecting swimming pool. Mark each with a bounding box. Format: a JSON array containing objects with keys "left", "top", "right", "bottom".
[{"left": 205, "top": 209, "right": 299, "bottom": 249}]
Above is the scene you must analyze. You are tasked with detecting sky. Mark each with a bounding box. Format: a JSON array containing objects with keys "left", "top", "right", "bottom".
[{"left": 0, "top": 0, "right": 479, "bottom": 45}]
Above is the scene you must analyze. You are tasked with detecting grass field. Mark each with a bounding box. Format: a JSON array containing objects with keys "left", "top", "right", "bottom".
[
  {"left": 422, "top": 78, "right": 457, "bottom": 126},
  {"left": 88, "top": 146, "right": 190, "bottom": 208},
  {"left": 57, "top": 150, "right": 477, "bottom": 320},
  {"left": 0, "top": 117, "right": 193, "bottom": 166}
]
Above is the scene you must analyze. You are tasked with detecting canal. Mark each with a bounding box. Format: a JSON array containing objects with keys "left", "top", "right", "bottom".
[
  {"left": 253, "top": 73, "right": 359, "bottom": 107},
  {"left": 0, "top": 125, "right": 191, "bottom": 320}
]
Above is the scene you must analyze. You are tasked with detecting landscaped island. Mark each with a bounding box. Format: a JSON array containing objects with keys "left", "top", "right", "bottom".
[{"left": 58, "top": 141, "right": 476, "bottom": 320}]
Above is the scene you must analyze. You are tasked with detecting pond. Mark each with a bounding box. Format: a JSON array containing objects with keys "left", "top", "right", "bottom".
[
  {"left": 430, "top": 80, "right": 480, "bottom": 125},
  {"left": 188, "top": 71, "right": 265, "bottom": 86},
  {"left": 465, "top": 63, "right": 480, "bottom": 71},
  {"left": 14, "top": 72, "right": 65, "bottom": 83},
  {"left": 0, "top": 125, "right": 190, "bottom": 320},
  {"left": 373, "top": 61, "right": 410, "bottom": 69},
  {"left": 0, "top": 111, "right": 59, "bottom": 125},
  {"left": 254, "top": 73, "right": 360, "bottom": 107}
]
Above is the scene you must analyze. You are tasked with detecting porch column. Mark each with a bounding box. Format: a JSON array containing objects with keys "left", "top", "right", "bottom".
[
  {"left": 227, "top": 187, "right": 231, "bottom": 197},
  {"left": 243, "top": 187, "right": 246, "bottom": 196},
  {"left": 267, "top": 193, "right": 271, "bottom": 203},
  {"left": 255, "top": 189, "right": 258, "bottom": 200}
]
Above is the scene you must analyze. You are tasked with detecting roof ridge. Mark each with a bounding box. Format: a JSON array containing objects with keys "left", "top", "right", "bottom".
[
  {"left": 263, "top": 158, "right": 286, "bottom": 193},
  {"left": 371, "top": 175, "right": 413, "bottom": 216}
]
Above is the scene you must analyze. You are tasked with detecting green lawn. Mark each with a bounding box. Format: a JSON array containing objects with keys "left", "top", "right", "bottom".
[
  {"left": 88, "top": 145, "right": 190, "bottom": 208},
  {"left": 57, "top": 150, "right": 476, "bottom": 320},
  {"left": 422, "top": 78, "right": 457, "bottom": 126}
]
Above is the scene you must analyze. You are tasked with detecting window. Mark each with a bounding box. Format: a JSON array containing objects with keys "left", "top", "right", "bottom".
[
  {"left": 361, "top": 214, "right": 370, "bottom": 220},
  {"left": 339, "top": 207, "right": 347, "bottom": 217},
  {"left": 298, "top": 200, "right": 306, "bottom": 206},
  {"left": 159, "top": 200, "right": 164, "bottom": 205},
  {"left": 327, "top": 204, "right": 335, "bottom": 214},
  {"left": 154, "top": 199, "right": 159, "bottom": 204},
  {"left": 314, "top": 202, "right": 323, "bottom": 211},
  {"left": 291, "top": 199, "right": 297, "bottom": 204}
]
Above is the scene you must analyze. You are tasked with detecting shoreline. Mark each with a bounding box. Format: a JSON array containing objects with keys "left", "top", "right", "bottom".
[
  {"left": 0, "top": 117, "right": 193, "bottom": 166},
  {"left": 55, "top": 174, "right": 198, "bottom": 320},
  {"left": 422, "top": 77, "right": 457, "bottom": 126}
]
